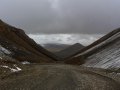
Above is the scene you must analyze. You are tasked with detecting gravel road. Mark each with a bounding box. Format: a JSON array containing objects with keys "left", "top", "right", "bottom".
[{"left": 0, "top": 64, "right": 119, "bottom": 90}]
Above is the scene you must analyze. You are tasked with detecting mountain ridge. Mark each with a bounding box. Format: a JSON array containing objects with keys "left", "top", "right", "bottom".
[
  {"left": 65, "top": 28, "right": 120, "bottom": 70},
  {"left": 55, "top": 43, "right": 84, "bottom": 60},
  {"left": 0, "top": 19, "right": 59, "bottom": 63}
]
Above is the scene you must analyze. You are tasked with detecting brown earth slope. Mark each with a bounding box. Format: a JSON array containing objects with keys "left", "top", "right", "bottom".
[{"left": 0, "top": 19, "right": 59, "bottom": 63}]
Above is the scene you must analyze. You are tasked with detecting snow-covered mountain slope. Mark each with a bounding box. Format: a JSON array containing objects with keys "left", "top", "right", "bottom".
[{"left": 65, "top": 28, "right": 120, "bottom": 70}]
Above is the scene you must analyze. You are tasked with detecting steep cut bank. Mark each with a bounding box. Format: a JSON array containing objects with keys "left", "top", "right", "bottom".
[
  {"left": 65, "top": 28, "right": 120, "bottom": 70},
  {"left": 71, "top": 28, "right": 120, "bottom": 56},
  {"left": 0, "top": 20, "right": 58, "bottom": 63}
]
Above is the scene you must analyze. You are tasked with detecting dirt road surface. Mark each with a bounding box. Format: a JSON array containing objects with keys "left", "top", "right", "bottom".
[{"left": 0, "top": 64, "right": 120, "bottom": 90}]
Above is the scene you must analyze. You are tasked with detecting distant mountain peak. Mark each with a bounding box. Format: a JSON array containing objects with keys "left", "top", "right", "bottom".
[{"left": 55, "top": 43, "right": 84, "bottom": 60}]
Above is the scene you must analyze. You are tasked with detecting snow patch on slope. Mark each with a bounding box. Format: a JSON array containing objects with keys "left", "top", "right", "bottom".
[
  {"left": 0, "top": 45, "right": 11, "bottom": 55},
  {"left": 0, "top": 57, "right": 2, "bottom": 59},
  {"left": 22, "top": 61, "right": 30, "bottom": 64},
  {"left": 0, "top": 65, "right": 22, "bottom": 72}
]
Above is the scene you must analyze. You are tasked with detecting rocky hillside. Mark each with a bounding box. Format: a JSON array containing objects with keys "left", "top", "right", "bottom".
[
  {"left": 0, "top": 20, "right": 59, "bottom": 63},
  {"left": 65, "top": 28, "right": 120, "bottom": 70}
]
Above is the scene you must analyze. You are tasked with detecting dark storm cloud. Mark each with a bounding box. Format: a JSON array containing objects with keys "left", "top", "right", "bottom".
[{"left": 0, "top": 0, "right": 120, "bottom": 34}]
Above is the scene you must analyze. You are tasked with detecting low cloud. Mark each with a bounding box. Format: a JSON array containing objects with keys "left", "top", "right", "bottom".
[{"left": 29, "top": 34, "right": 104, "bottom": 46}]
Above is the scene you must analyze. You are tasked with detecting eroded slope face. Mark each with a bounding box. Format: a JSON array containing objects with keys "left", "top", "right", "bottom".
[
  {"left": 0, "top": 20, "right": 56, "bottom": 63},
  {"left": 83, "top": 32, "right": 120, "bottom": 70},
  {"left": 66, "top": 28, "right": 120, "bottom": 70},
  {"left": 0, "top": 64, "right": 120, "bottom": 90}
]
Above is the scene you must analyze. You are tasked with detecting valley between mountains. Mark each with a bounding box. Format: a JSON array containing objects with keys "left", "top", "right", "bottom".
[{"left": 0, "top": 20, "right": 120, "bottom": 90}]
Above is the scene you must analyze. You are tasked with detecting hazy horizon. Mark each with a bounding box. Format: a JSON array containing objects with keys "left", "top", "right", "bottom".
[{"left": 29, "top": 33, "right": 104, "bottom": 46}]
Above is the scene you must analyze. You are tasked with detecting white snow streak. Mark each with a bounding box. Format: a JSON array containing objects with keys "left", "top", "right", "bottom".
[
  {"left": 22, "top": 61, "right": 30, "bottom": 64},
  {"left": 0, "top": 65, "right": 22, "bottom": 72},
  {"left": 0, "top": 57, "right": 2, "bottom": 59},
  {"left": 0, "top": 45, "right": 11, "bottom": 55}
]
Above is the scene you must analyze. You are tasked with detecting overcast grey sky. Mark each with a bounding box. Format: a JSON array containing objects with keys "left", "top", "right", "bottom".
[{"left": 0, "top": 0, "right": 120, "bottom": 34}]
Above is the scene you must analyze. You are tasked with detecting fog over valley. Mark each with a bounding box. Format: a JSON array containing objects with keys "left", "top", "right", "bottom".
[{"left": 29, "top": 34, "right": 103, "bottom": 46}]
